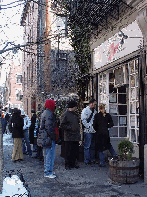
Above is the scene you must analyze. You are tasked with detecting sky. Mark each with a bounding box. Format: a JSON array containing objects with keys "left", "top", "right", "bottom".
[
  {"left": 0, "top": 0, "right": 24, "bottom": 58},
  {"left": 0, "top": 0, "right": 24, "bottom": 85}
]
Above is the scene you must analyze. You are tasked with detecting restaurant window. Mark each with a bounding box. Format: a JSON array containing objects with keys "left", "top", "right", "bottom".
[
  {"left": 109, "top": 71, "right": 128, "bottom": 138},
  {"left": 98, "top": 72, "right": 108, "bottom": 105},
  {"left": 128, "top": 59, "right": 139, "bottom": 143}
]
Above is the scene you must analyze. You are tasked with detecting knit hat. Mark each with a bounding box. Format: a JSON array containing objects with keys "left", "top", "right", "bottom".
[
  {"left": 45, "top": 99, "right": 55, "bottom": 112},
  {"left": 36, "top": 111, "right": 40, "bottom": 115},
  {"left": 67, "top": 100, "right": 77, "bottom": 108}
]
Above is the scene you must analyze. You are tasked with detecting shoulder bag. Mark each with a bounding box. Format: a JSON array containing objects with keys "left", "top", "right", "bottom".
[{"left": 37, "top": 128, "right": 52, "bottom": 148}]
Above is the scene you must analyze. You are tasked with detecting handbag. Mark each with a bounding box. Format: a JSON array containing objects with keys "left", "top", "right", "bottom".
[{"left": 37, "top": 129, "right": 52, "bottom": 148}]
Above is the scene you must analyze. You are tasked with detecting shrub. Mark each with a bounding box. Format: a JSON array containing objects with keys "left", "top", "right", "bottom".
[{"left": 118, "top": 139, "right": 134, "bottom": 161}]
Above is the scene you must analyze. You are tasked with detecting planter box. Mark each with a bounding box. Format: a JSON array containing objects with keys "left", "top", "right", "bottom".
[{"left": 109, "top": 157, "right": 140, "bottom": 184}]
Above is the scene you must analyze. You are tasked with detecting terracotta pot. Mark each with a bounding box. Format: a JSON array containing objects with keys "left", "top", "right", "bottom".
[{"left": 109, "top": 157, "right": 140, "bottom": 184}]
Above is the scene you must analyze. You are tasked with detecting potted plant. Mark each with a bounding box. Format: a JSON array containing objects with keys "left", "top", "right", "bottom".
[{"left": 109, "top": 139, "right": 140, "bottom": 184}]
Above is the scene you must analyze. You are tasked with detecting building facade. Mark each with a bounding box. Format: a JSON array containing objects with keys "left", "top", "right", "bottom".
[
  {"left": 85, "top": 0, "right": 147, "bottom": 178},
  {"left": 3, "top": 56, "right": 23, "bottom": 111},
  {"left": 21, "top": 1, "right": 38, "bottom": 118},
  {"left": 21, "top": 0, "right": 78, "bottom": 117}
]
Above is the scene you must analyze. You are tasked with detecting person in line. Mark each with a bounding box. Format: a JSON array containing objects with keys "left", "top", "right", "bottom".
[
  {"left": 1, "top": 108, "right": 8, "bottom": 134},
  {"left": 60, "top": 100, "right": 81, "bottom": 170},
  {"left": 29, "top": 109, "right": 37, "bottom": 152},
  {"left": 9, "top": 108, "right": 24, "bottom": 162},
  {"left": 40, "top": 99, "right": 56, "bottom": 178},
  {"left": 21, "top": 109, "right": 32, "bottom": 157},
  {"left": 93, "top": 104, "right": 117, "bottom": 167},
  {"left": 4, "top": 108, "right": 10, "bottom": 134},
  {"left": 34, "top": 111, "right": 43, "bottom": 161},
  {"left": 81, "top": 99, "right": 97, "bottom": 165}
]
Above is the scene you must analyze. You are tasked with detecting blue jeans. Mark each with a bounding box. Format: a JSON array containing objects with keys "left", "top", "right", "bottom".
[
  {"left": 84, "top": 133, "right": 95, "bottom": 164},
  {"left": 43, "top": 141, "right": 56, "bottom": 176},
  {"left": 23, "top": 129, "right": 32, "bottom": 156},
  {"left": 99, "top": 145, "right": 116, "bottom": 165}
]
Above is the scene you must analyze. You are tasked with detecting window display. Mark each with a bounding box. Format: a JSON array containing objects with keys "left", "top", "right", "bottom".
[
  {"left": 130, "top": 116, "right": 135, "bottom": 128},
  {"left": 109, "top": 104, "right": 118, "bottom": 114},
  {"left": 130, "top": 102, "right": 136, "bottom": 114},
  {"left": 129, "top": 58, "right": 139, "bottom": 143},
  {"left": 111, "top": 116, "right": 118, "bottom": 126},
  {"left": 119, "top": 127, "right": 127, "bottom": 137},
  {"left": 109, "top": 71, "right": 127, "bottom": 137},
  {"left": 131, "top": 129, "right": 136, "bottom": 142},
  {"left": 119, "top": 116, "right": 127, "bottom": 126},
  {"left": 129, "top": 61, "right": 134, "bottom": 74},
  {"left": 130, "top": 75, "right": 135, "bottom": 87},
  {"left": 109, "top": 94, "right": 117, "bottom": 103},
  {"left": 109, "top": 127, "right": 118, "bottom": 137}
]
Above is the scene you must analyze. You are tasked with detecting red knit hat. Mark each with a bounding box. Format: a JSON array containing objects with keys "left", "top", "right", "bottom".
[{"left": 45, "top": 99, "right": 55, "bottom": 112}]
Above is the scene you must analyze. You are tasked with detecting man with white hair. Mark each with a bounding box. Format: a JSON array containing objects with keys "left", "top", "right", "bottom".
[{"left": 21, "top": 109, "right": 32, "bottom": 157}]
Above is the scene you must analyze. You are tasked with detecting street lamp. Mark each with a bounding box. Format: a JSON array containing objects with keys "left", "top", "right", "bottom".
[{"left": 118, "top": 30, "right": 143, "bottom": 45}]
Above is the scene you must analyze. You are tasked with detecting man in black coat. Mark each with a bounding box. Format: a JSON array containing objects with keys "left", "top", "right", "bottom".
[
  {"left": 93, "top": 104, "right": 117, "bottom": 167},
  {"left": 60, "top": 100, "right": 81, "bottom": 170}
]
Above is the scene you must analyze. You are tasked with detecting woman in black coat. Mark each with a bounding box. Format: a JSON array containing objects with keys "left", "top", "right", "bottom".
[
  {"left": 93, "top": 104, "right": 117, "bottom": 167},
  {"left": 9, "top": 108, "right": 24, "bottom": 162}
]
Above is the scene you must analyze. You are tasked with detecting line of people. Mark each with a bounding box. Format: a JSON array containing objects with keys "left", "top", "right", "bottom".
[
  {"left": 7, "top": 98, "right": 117, "bottom": 179},
  {"left": 9, "top": 108, "right": 43, "bottom": 162}
]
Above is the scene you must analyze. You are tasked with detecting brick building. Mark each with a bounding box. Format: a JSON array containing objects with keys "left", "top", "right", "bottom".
[
  {"left": 21, "top": 1, "right": 38, "bottom": 118},
  {"left": 3, "top": 54, "right": 23, "bottom": 111}
]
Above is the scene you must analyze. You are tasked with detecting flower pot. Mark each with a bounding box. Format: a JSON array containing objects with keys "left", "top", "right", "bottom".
[{"left": 109, "top": 157, "right": 140, "bottom": 184}]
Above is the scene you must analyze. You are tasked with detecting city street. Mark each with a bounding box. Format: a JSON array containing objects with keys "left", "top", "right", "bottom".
[{"left": 2, "top": 133, "right": 147, "bottom": 197}]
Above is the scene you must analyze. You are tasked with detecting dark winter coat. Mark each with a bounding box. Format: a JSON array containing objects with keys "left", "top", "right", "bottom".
[
  {"left": 60, "top": 110, "right": 81, "bottom": 142},
  {"left": 29, "top": 113, "right": 37, "bottom": 144},
  {"left": 40, "top": 108, "right": 56, "bottom": 142},
  {"left": 93, "top": 112, "right": 114, "bottom": 152},
  {"left": 9, "top": 113, "right": 24, "bottom": 138}
]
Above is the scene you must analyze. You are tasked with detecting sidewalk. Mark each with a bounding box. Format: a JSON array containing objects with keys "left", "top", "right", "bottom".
[{"left": 3, "top": 134, "right": 147, "bottom": 197}]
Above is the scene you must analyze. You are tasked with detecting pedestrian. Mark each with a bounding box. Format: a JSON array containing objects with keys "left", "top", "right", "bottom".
[
  {"left": 1, "top": 108, "right": 8, "bottom": 134},
  {"left": 5, "top": 108, "right": 10, "bottom": 134},
  {"left": 40, "top": 99, "right": 56, "bottom": 178},
  {"left": 9, "top": 108, "right": 24, "bottom": 162},
  {"left": 93, "top": 104, "right": 117, "bottom": 167},
  {"left": 81, "top": 99, "right": 97, "bottom": 165},
  {"left": 34, "top": 111, "right": 43, "bottom": 161},
  {"left": 60, "top": 100, "right": 81, "bottom": 170},
  {"left": 21, "top": 109, "right": 32, "bottom": 157},
  {"left": 29, "top": 109, "right": 37, "bottom": 152}
]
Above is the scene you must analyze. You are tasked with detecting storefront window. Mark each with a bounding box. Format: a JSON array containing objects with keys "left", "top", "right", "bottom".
[
  {"left": 129, "top": 59, "right": 139, "bottom": 143},
  {"left": 119, "top": 127, "right": 127, "bottom": 137},
  {"left": 109, "top": 71, "right": 127, "bottom": 138},
  {"left": 109, "top": 127, "right": 118, "bottom": 137},
  {"left": 99, "top": 73, "right": 108, "bottom": 105}
]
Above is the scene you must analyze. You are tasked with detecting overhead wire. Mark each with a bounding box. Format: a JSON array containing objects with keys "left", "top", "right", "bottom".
[
  {"left": 1, "top": 0, "right": 25, "bottom": 7},
  {"left": 0, "top": 2, "right": 25, "bottom": 9}
]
